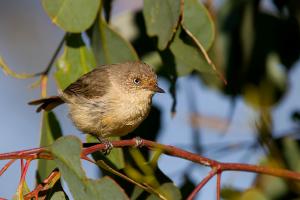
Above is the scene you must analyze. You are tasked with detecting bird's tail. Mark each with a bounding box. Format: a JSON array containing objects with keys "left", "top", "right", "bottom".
[{"left": 28, "top": 96, "right": 64, "bottom": 112}]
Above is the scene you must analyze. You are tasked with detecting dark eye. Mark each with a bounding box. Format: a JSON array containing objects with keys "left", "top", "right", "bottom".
[{"left": 133, "top": 78, "right": 141, "bottom": 85}]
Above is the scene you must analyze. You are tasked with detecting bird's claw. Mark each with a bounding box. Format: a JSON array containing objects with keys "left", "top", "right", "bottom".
[
  {"left": 97, "top": 136, "right": 114, "bottom": 155},
  {"left": 135, "top": 137, "right": 143, "bottom": 147}
]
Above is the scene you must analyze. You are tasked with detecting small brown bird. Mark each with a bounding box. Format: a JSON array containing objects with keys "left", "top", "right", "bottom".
[{"left": 29, "top": 61, "right": 164, "bottom": 143}]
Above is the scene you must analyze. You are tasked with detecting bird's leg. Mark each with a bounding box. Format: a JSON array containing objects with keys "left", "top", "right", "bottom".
[{"left": 96, "top": 135, "right": 114, "bottom": 155}]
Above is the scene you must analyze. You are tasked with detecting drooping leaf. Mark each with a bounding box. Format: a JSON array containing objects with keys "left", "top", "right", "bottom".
[
  {"left": 42, "top": 0, "right": 100, "bottom": 33},
  {"left": 92, "top": 17, "right": 138, "bottom": 65},
  {"left": 143, "top": 0, "right": 181, "bottom": 50},
  {"left": 170, "top": 27, "right": 213, "bottom": 76},
  {"left": 55, "top": 34, "right": 96, "bottom": 89},
  {"left": 182, "top": 0, "right": 215, "bottom": 50},
  {"left": 146, "top": 183, "right": 182, "bottom": 200},
  {"left": 37, "top": 112, "right": 63, "bottom": 182},
  {"left": 51, "top": 136, "right": 128, "bottom": 200}
]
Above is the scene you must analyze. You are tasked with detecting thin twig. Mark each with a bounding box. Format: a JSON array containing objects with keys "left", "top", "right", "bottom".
[
  {"left": 187, "top": 169, "right": 217, "bottom": 200},
  {"left": 0, "top": 159, "right": 16, "bottom": 176}
]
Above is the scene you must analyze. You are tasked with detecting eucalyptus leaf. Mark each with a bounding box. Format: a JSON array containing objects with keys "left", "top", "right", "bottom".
[
  {"left": 37, "top": 112, "right": 63, "bottom": 182},
  {"left": 170, "top": 27, "right": 213, "bottom": 76},
  {"left": 42, "top": 0, "right": 100, "bottom": 33},
  {"left": 143, "top": 0, "right": 181, "bottom": 50},
  {"left": 182, "top": 0, "right": 215, "bottom": 51},
  {"left": 146, "top": 183, "right": 181, "bottom": 200},
  {"left": 55, "top": 34, "right": 96, "bottom": 89},
  {"left": 51, "top": 136, "right": 128, "bottom": 200},
  {"left": 92, "top": 17, "right": 138, "bottom": 65}
]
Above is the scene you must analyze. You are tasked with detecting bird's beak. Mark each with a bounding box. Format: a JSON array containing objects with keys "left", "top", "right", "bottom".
[{"left": 152, "top": 85, "right": 165, "bottom": 93}]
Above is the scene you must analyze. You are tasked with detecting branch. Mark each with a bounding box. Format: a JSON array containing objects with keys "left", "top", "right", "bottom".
[{"left": 1, "top": 138, "right": 300, "bottom": 198}]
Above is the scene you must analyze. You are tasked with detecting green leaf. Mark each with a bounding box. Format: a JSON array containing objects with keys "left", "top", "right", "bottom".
[
  {"left": 283, "top": 137, "right": 300, "bottom": 172},
  {"left": 170, "top": 27, "right": 213, "bottom": 76},
  {"left": 42, "top": 0, "right": 100, "bottom": 33},
  {"left": 239, "top": 189, "right": 267, "bottom": 200},
  {"left": 51, "top": 136, "right": 128, "bottom": 200},
  {"left": 50, "top": 191, "right": 69, "bottom": 200},
  {"left": 55, "top": 34, "right": 96, "bottom": 89},
  {"left": 37, "top": 112, "right": 63, "bottom": 181},
  {"left": 146, "top": 183, "right": 182, "bottom": 200},
  {"left": 182, "top": 0, "right": 215, "bottom": 50},
  {"left": 143, "top": 0, "right": 181, "bottom": 50},
  {"left": 92, "top": 17, "right": 138, "bottom": 65}
]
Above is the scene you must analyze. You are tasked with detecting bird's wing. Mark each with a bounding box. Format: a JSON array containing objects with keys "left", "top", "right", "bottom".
[{"left": 63, "top": 66, "right": 111, "bottom": 99}]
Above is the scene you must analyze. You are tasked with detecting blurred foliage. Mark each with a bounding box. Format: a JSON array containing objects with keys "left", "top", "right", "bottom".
[{"left": 1, "top": 0, "right": 300, "bottom": 199}]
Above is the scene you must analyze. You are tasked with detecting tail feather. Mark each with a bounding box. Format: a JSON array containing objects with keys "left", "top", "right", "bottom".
[{"left": 28, "top": 96, "right": 64, "bottom": 112}]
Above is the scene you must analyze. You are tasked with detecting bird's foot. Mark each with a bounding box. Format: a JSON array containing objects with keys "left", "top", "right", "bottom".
[
  {"left": 135, "top": 137, "right": 144, "bottom": 148},
  {"left": 97, "top": 136, "right": 114, "bottom": 155}
]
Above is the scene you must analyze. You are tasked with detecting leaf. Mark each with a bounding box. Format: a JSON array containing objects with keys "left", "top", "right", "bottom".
[
  {"left": 91, "top": 17, "right": 138, "bottom": 65},
  {"left": 51, "top": 136, "right": 128, "bottom": 200},
  {"left": 170, "top": 27, "right": 213, "bottom": 76},
  {"left": 50, "top": 191, "right": 69, "bottom": 200},
  {"left": 283, "top": 137, "right": 300, "bottom": 172},
  {"left": 182, "top": 0, "right": 215, "bottom": 50},
  {"left": 55, "top": 34, "right": 96, "bottom": 89},
  {"left": 143, "top": 0, "right": 181, "bottom": 50},
  {"left": 146, "top": 183, "right": 182, "bottom": 200},
  {"left": 42, "top": 0, "right": 100, "bottom": 33},
  {"left": 37, "top": 112, "right": 63, "bottom": 182},
  {"left": 239, "top": 188, "right": 267, "bottom": 200}
]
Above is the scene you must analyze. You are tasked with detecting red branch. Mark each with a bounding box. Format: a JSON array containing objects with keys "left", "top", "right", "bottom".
[{"left": 1, "top": 138, "right": 300, "bottom": 199}]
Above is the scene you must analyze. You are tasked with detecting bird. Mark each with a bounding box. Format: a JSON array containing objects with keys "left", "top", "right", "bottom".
[{"left": 29, "top": 61, "right": 164, "bottom": 150}]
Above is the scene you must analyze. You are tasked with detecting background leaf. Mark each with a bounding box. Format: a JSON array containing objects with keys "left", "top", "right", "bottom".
[
  {"left": 170, "top": 27, "right": 213, "bottom": 76},
  {"left": 182, "top": 0, "right": 215, "bottom": 50},
  {"left": 91, "top": 17, "right": 138, "bottom": 65},
  {"left": 143, "top": 0, "right": 181, "bottom": 50},
  {"left": 42, "top": 0, "right": 100, "bottom": 33},
  {"left": 55, "top": 34, "right": 96, "bottom": 89},
  {"left": 37, "top": 112, "right": 63, "bottom": 182},
  {"left": 146, "top": 183, "right": 182, "bottom": 200},
  {"left": 51, "top": 136, "right": 128, "bottom": 200}
]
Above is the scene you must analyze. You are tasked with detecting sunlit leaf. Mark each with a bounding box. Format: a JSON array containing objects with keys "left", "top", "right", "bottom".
[
  {"left": 92, "top": 17, "right": 138, "bottom": 65},
  {"left": 38, "top": 112, "right": 63, "bottom": 181},
  {"left": 55, "top": 34, "right": 96, "bottom": 89},
  {"left": 42, "top": 0, "right": 100, "bottom": 33},
  {"left": 51, "top": 136, "right": 128, "bottom": 200},
  {"left": 182, "top": 0, "right": 215, "bottom": 50},
  {"left": 146, "top": 183, "right": 181, "bottom": 200},
  {"left": 143, "top": 0, "right": 181, "bottom": 50}
]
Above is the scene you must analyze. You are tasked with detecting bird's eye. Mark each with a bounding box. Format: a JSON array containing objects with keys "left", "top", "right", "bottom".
[{"left": 133, "top": 78, "right": 141, "bottom": 85}]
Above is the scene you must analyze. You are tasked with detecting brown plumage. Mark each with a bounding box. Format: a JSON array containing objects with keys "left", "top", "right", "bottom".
[{"left": 28, "top": 61, "right": 164, "bottom": 138}]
